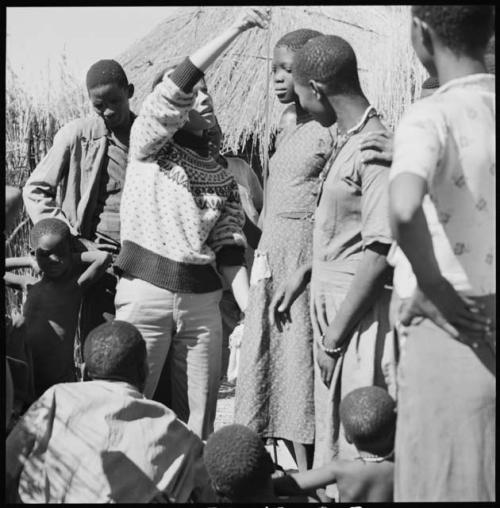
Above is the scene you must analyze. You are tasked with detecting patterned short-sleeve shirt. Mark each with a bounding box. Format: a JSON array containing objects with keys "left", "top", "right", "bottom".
[{"left": 390, "top": 74, "right": 495, "bottom": 297}]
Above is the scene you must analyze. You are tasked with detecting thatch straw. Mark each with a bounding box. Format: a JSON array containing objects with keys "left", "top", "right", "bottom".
[{"left": 117, "top": 6, "right": 426, "bottom": 164}]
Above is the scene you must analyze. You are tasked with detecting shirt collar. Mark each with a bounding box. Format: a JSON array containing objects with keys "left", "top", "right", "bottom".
[
  {"left": 435, "top": 73, "right": 495, "bottom": 95},
  {"left": 88, "top": 379, "right": 144, "bottom": 397},
  {"left": 91, "top": 111, "right": 137, "bottom": 140}
]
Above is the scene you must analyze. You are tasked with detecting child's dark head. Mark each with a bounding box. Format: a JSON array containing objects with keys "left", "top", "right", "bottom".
[
  {"left": 339, "top": 386, "right": 396, "bottom": 456},
  {"left": 30, "top": 218, "right": 72, "bottom": 280},
  {"left": 86, "top": 59, "right": 134, "bottom": 131},
  {"left": 293, "top": 35, "right": 361, "bottom": 127},
  {"left": 83, "top": 320, "right": 148, "bottom": 391},
  {"left": 411, "top": 6, "right": 494, "bottom": 75},
  {"left": 204, "top": 424, "right": 275, "bottom": 502},
  {"left": 273, "top": 29, "right": 323, "bottom": 104}
]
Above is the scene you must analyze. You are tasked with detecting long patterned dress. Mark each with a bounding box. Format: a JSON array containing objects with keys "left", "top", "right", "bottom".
[{"left": 234, "top": 112, "right": 335, "bottom": 444}]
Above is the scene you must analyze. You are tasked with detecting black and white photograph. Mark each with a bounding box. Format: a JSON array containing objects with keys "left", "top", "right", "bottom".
[{"left": 4, "top": 4, "right": 495, "bottom": 504}]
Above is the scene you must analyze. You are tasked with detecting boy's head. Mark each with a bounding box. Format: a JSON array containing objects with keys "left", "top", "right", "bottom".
[
  {"left": 86, "top": 59, "right": 134, "bottom": 131},
  {"left": 273, "top": 29, "right": 323, "bottom": 104},
  {"left": 293, "top": 35, "right": 361, "bottom": 127},
  {"left": 83, "top": 320, "right": 148, "bottom": 392},
  {"left": 204, "top": 424, "right": 275, "bottom": 502},
  {"left": 339, "top": 386, "right": 396, "bottom": 456},
  {"left": 5, "top": 185, "right": 22, "bottom": 231},
  {"left": 411, "top": 6, "right": 495, "bottom": 76},
  {"left": 30, "top": 218, "right": 73, "bottom": 280}
]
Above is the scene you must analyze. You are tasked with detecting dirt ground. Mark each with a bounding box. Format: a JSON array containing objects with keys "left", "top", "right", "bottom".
[{"left": 214, "top": 379, "right": 236, "bottom": 431}]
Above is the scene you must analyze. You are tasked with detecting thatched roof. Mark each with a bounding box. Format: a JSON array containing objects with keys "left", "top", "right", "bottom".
[{"left": 117, "top": 6, "right": 426, "bottom": 162}]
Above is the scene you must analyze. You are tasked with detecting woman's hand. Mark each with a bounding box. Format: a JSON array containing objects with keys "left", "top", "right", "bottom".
[
  {"left": 400, "top": 281, "right": 491, "bottom": 340},
  {"left": 360, "top": 130, "right": 393, "bottom": 165},
  {"left": 269, "top": 264, "right": 311, "bottom": 331},
  {"left": 316, "top": 346, "right": 338, "bottom": 388},
  {"left": 231, "top": 7, "right": 270, "bottom": 33}
]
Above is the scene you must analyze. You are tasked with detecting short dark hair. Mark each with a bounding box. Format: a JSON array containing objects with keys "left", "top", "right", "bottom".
[
  {"left": 293, "top": 35, "right": 362, "bottom": 95},
  {"left": 30, "top": 218, "right": 71, "bottom": 249},
  {"left": 84, "top": 320, "right": 147, "bottom": 387},
  {"left": 203, "top": 424, "right": 274, "bottom": 502},
  {"left": 412, "top": 5, "right": 494, "bottom": 55},
  {"left": 86, "top": 59, "right": 129, "bottom": 91},
  {"left": 275, "top": 28, "right": 323, "bottom": 52},
  {"left": 339, "top": 386, "right": 396, "bottom": 454}
]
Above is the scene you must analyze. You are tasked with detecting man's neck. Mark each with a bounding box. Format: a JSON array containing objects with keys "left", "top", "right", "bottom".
[
  {"left": 434, "top": 50, "right": 488, "bottom": 87},
  {"left": 328, "top": 94, "right": 370, "bottom": 134},
  {"left": 109, "top": 113, "right": 132, "bottom": 145}
]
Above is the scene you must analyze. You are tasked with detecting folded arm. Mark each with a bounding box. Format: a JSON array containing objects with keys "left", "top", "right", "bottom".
[{"left": 73, "top": 251, "right": 113, "bottom": 290}]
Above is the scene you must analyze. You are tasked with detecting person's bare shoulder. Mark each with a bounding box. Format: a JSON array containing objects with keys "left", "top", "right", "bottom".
[{"left": 336, "top": 460, "right": 394, "bottom": 503}]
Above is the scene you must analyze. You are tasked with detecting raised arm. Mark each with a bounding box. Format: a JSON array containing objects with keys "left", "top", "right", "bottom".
[{"left": 130, "top": 8, "right": 269, "bottom": 162}]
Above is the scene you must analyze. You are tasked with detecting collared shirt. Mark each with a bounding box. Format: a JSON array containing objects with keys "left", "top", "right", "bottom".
[
  {"left": 390, "top": 74, "right": 495, "bottom": 297},
  {"left": 6, "top": 380, "right": 214, "bottom": 503},
  {"left": 23, "top": 113, "right": 136, "bottom": 241},
  {"left": 92, "top": 131, "right": 129, "bottom": 244},
  {"left": 313, "top": 119, "right": 392, "bottom": 265}
]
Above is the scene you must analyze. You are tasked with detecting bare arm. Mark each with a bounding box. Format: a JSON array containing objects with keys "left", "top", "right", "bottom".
[
  {"left": 4, "top": 273, "right": 37, "bottom": 292},
  {"left": 273, "top": 463, "right": 340, "bottom": 496},
  {"left": 131, "top": 9, "right": 268, "bottom": 162},
  {"left": 5, "top": 257, "right": 38, "bottom": 271},
  {"left": 73, "top": 251, "right": 113, "bottom": 290},
  {"left": 189, "top": 8, "right": 269, "bottom": 72},
  {"left": 390, "top": 173, "right": 489, "bottom": 334},
  {"left": 269, "top": 262, "right": 312, "bottom": 331},
  {"left": 220, "top": 265, "right": 249, "bottom": 313},
  {"left": 323, "top": 243, "right": 390, "bottom": 350}
]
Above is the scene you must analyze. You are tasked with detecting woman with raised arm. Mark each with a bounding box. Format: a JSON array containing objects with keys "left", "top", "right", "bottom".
[{"left": 114, "top": 8, "right": 269, "bottom": 440}]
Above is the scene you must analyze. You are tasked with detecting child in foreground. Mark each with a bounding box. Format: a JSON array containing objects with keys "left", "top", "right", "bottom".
[
  {"left": 204, "top": 423, "right": 288, "bottom": 503},
  {"left": 273, "top": 386, "right": 395, "bottom": 502},
  {"left": 205, "top": 386, "right": 395, "bottom": 503},
  {"left": 5, "top": 218, "right": 111, "bottom": 396}
]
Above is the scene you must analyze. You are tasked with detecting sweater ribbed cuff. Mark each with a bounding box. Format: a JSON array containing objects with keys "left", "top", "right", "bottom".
[
  {"left": 169, "top": 58, "right": 205, "bottom": 93},
  {"left": 216, "top": 245, "right": 246, "bottom": 268}
]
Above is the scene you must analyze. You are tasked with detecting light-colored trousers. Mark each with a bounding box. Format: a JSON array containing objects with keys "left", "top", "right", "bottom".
[{"left": 115, "top": 275, "right": 223, "bottom": 440}]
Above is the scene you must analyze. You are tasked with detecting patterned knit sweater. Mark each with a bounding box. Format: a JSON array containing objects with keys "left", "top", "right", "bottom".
[{"left": 116, "top": 58, "right": 247, "bottom": 293}]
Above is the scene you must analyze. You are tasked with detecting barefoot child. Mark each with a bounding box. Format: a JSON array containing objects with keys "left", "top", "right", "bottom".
[
  {"left": 273, "top": 386, "right": 395, "bottom": 502},
  {"left": 389, "top": 5, "right": 495, "bottom": 501},
  {"left": 6, "top": 218, "right": 111, "bottom": 396}
]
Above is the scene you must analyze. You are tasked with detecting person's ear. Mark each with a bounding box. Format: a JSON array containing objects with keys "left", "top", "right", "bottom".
[
  {"left": 127, "top": 83, "right": 135, "bottom": 99},
  {"left": 309, "top": 79, "right": 326, "bottom": 101},
  {"left": 344, "top": 430, "right": 353, "bottom": 444}
]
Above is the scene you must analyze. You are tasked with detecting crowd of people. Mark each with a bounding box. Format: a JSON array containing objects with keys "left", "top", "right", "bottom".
[{"left": 4, "top": 5, "right": 495, "bottom": 503}]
